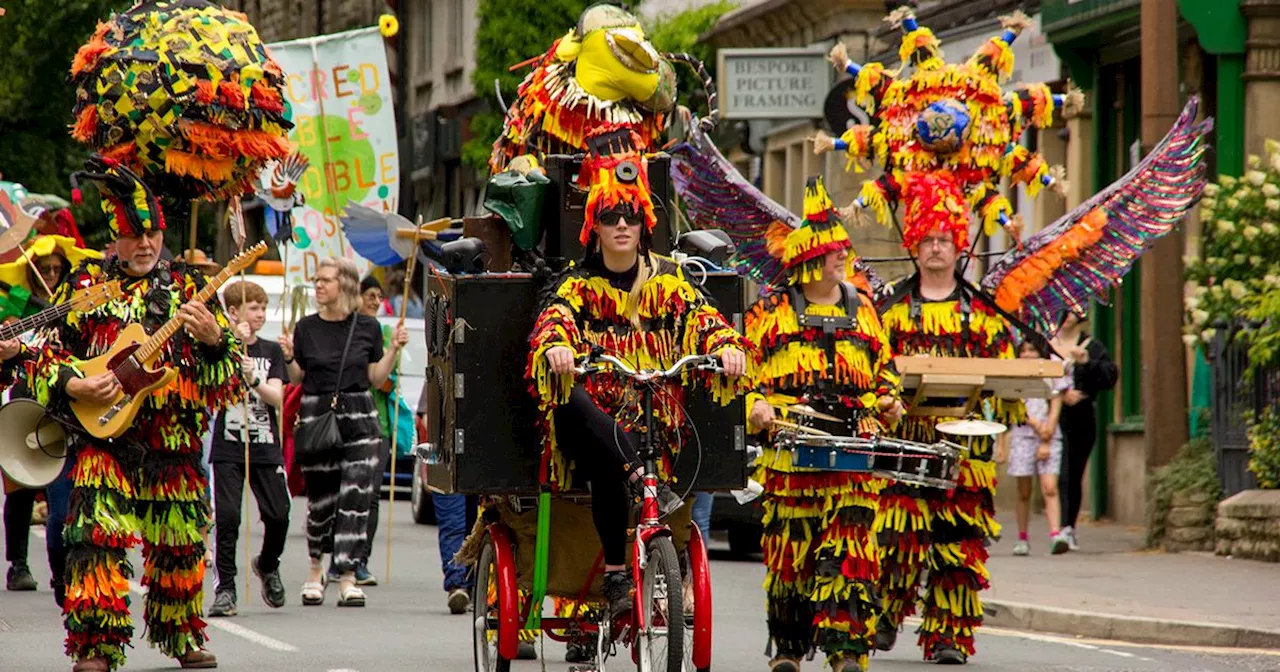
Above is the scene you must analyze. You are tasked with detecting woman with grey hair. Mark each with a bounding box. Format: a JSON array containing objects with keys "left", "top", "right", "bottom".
[{"left": 278, "top": 258, "right": 408, "bottom": 607}]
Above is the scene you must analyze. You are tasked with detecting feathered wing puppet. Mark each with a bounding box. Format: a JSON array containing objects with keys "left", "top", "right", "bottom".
[
  {"left": 669, "top": 112, "right": 886, "bottom": 296},
  {"left": 981, "top": 97, "right": 1212, "bottom": 337}
]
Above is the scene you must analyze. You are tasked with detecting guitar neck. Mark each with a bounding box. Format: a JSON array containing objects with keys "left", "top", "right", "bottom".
[
  {"left": 0, "top": 302, "right": 73, "bottom": 341},
  {"left": 136, "top": 266, "right": 238, "bottom": 361}
]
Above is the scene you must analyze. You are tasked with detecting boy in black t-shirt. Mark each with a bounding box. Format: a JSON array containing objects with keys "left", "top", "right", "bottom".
[{"left": 208, "top": 281, "right": 290, "bottom": 617}]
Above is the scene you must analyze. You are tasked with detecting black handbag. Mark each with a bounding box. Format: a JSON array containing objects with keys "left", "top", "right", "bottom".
[{"left": 294, "top": 315, "right": 359, "bottom": 457}]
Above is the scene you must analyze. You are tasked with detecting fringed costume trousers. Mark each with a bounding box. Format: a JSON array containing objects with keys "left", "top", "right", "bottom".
[
  {"left": 63, "top": 441, "right": 210, "bottom": 670},
  {"left": 875, "top": 456, "right": 999, "bottom": 658},
  {"left": 298, "top": 392, "right": 381, "bottom": 573},
  {"left": 760, "top": 449, "right": 883, "bottom": 671}
]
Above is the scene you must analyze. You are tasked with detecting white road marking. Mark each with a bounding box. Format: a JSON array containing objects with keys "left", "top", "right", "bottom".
[
  {"left": 127, "top": 581, "right": 298, "bottom": 653},
  {"left": 33, "top": 527, "right": 46, "bottom": 539},
  {"left": 1101, "top": 649, "right": 1137, "bottom": 658},
  {"left": 975, "top": 623, "right": 1280, "bottom": 657}
]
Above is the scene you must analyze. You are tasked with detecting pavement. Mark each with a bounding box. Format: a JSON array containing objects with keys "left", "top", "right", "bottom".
[
  {"left": 985, "top": 512, "right": 1280, "bottom": 649},
  {"left": 0, "top": 493, "right": 1278, "bottom": 671}
]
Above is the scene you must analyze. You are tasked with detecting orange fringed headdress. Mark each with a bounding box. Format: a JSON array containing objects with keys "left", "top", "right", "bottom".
[
  {"left": 577, "top": 153, "right": 659, "bottom": 246},
  {"left": 900, "top": 171, "right": 969, "bottom": 251},
  {"left": 764, "top": 176, "right": 852, "bottom": 284}
]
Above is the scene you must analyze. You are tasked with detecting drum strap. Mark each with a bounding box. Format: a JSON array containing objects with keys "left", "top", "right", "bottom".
[{"left": 790, "top": 283, "right": 858, "bottom": 387}]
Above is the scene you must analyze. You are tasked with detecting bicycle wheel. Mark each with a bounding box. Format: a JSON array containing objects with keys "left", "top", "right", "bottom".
[
  {"left": 637, "top": 536, "right": 684, "bottom": 672},
  {"left": 473, "top": 535, "right": 512, "bottom": 672}
]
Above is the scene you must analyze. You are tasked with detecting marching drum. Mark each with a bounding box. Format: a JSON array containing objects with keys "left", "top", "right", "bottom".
[{"left": 777, "top": 431, "right": 964, "bottom": 489}]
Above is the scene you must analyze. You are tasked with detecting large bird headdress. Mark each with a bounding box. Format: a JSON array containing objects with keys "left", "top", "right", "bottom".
[
  {"left": 671, "top": 7, "right": 1211, "bottom": 338},
  {"left": 490, "top": 3, "right": 697, "bottom": 173}
]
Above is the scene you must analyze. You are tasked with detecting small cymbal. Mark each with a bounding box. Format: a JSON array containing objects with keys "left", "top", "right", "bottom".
[
  {"left": 935, "top": 419, "right": 1008, "bottom": 437},
  {"left": 770, "top": 419, "right": 833, "bottom": 436},
  {"left": 782, "top": 404, "right": 842, "bottom": 423}
]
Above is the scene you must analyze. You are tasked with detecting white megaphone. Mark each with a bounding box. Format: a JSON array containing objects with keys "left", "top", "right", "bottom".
[{"left": 0, "top": 399, "right": 68, "bottom": 488}]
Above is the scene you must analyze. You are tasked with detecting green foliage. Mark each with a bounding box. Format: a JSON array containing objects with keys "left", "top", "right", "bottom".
[
  {"left": 1246, "top": 407, "right": 1280, "bottom": 489},
  {"left": 0, "top": 1, "right": 131, "bottom": 235},
  {"left": 1147, "top": 414, "right": 1221, "bottom": 547},
  {"left": 1185, "top": 142, "right": 1280, "bottom": 374},
  {"left": 646, "top": 1, "right": 737, "bottom": 119},
  {"left": 463, "top": 0, "right": 597, "bottom": 172}
]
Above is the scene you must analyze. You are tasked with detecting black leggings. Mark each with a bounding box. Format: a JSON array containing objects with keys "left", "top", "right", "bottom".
[
  {"left": 1059, "top": 419, "right": 1097, "bottom": 529},
  {"left": 555, "top": 386, "right": 639, "bottom": 566}
]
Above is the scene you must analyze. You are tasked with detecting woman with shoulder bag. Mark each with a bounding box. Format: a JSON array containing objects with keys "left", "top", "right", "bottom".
[{"left": 278, "top": 258, "right": 408, "bottom": 607}]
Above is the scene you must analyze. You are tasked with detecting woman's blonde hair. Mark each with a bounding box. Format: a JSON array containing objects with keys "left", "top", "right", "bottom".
[
  {"left": 317, "top": 257, "right": 362, "bottom": 316},
  {"left": 625, "top": 253, "right": 657, "bottom": 330}
]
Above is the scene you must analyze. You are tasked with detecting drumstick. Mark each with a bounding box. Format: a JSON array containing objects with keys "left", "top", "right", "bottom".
[{"left": 770, "top": 419, "right": 833, "bottom": 436}]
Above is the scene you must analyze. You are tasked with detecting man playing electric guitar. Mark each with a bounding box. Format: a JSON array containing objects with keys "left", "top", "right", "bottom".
[{"left": 26, "top": 158, "right": 244, "bottom": 672}]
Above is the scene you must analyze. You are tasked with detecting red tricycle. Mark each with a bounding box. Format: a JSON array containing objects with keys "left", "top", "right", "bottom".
[{"left": 471, "top": 351, "right": 721, "bottom": 672}]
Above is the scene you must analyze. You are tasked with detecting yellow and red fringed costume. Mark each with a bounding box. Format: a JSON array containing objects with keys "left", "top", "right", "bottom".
[
  {"left": 874, "top": 281, "right": 1024, "bottom": 660},
  {"left": 747, "top": 178, "right": 901, "bottom": 671},
  {"left": 526, "top": 255, "right": 751, "bottom": 490},
  {"left": 25, "top": 166, "right": 242, "bottom": 670}
]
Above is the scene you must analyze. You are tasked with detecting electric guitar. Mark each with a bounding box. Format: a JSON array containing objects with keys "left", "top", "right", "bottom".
[
  {"left": 0, "top": 280, "right": 124, "bottom": 341},
  {"left": 70, "top": 242, "right": 266, "bottom": 439}
]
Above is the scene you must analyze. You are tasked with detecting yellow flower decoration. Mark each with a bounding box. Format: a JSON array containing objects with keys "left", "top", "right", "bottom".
[{"left": 379, "top": 14, "right": 399, "bottom": 38}]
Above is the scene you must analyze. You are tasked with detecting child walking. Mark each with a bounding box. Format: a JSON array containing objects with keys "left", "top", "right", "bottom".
[
  {"left": 208, "top": 281, "right": 291, "bottom": 616},
  {"left": 1005, "top": 338, "right": 1072, "bottom": 556}
]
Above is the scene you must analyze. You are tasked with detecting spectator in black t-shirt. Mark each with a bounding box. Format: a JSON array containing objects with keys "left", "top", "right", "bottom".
[
  {"left": 278, "top": 258, "right": 407, "bottom": 608},
  {"left": 207, "top": 281, "right": 289, "bottom": 617}
]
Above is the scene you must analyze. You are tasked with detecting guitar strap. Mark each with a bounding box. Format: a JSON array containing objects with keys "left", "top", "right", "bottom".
[{"left": 142, "top": 259, "right": 175, "bottom": 334}]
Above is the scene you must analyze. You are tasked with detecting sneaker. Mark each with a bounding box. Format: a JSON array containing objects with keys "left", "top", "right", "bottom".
[
  {"left": 207, "top": 589, "right": 237, "bottom": 617},
  {"left": 516, "top": 640, "right": 537, "bottom": 660},
  {"left": 5, "top": 564, "right": 36, "bottom": 591},
  {"left": 326, "top": 564, "right": 341, "bottom": 583},
  {"left": 354, "top": 563, "right": 378, "bottom": 586},
  {"left": 1012, "top": 539, "right": 1030, "bottom": 556},
  {"left": 1049, "top": 532, "right": 1070, "bottom": 555},
  {"left": 1062, "top": 525, "right": 1080, "bottom": 551},
  {"left": 601, "top": 570, "right": 633, "bottom": 618},
  {"left": 565, "top": 638, "right": 597, "bottom": 663},
  {"left": 628, "top": 479, "right": 683, "bottom": 517},
  {"left": 447, "top": 588, "right": 470, "bottom": 614},
  {"left": 252, "top": 556, "right": 287, "bottom": 608}
]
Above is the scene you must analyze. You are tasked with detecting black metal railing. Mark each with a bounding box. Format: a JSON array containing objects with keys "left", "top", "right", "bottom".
[{"left": 1210, "top": 326, "right": 1266, "bottom": 497}]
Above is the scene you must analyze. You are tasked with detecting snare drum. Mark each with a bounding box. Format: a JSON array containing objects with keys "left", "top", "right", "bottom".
[
  {"left": 781, "top": 433, "right": 878, "bottom": 473},
  {"left": 870, "top": 438, "right": 962, "bottom": 489},
  {"left": 776, "top": 432, "right": 963, "bottom": 489}
]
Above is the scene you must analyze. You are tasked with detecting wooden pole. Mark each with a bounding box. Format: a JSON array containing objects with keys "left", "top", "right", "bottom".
[
  {"left": 384, "top": 218, "right": 424, "bottom": 584},
  {"left": 1140, "top": 0, "right": 1187, "bottom": 471}
]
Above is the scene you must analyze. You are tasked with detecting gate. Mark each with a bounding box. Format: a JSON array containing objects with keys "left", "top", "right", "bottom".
[{"left": 1210, "top": 328, "right": 1265, "bottom": 497}]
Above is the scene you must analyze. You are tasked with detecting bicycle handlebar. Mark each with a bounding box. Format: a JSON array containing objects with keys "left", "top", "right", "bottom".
[{"left": 574, "top": 351, "right": 723, "bottom": 380}]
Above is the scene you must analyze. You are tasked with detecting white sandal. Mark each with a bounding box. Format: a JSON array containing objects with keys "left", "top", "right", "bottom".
[
  {"left": 337, "top": 584, "right": 366, "bottom": 607},
  {"left": 300, "top": 581, "right": 325, "bottom": 606}
]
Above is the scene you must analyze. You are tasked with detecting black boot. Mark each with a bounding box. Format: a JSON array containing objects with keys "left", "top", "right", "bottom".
[
  {"left": 6, "top": 564, "right": 36, "bottom": 591},
  {"left": 932, "top": 647, "right": 967, "bottom": 665},
  {"left": 875, "top": 615, "right": 897, "bottom": 652}
]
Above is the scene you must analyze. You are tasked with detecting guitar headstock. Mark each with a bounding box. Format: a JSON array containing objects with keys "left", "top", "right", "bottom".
[
  {"left": 67, "top": 280, "right": 124, "bottom": 313},
  {"left": 220, "top": 242, "right": 268, "bottom": 279}
]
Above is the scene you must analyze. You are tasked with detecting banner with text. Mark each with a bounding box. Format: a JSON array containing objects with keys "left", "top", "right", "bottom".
[{"left": 269, "top": 27, "right": 398, "bottom": 286}]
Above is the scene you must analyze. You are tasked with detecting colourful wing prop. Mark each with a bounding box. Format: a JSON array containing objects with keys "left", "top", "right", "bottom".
[
  {"left": 669, "top": 122, "right": 797, "bottom": 286},
  {"left": 980, "top": 96, "right": 1213, "bottom": 337},
  {"left": 669, "top": 121, "right": 887, "bottom": 295}
]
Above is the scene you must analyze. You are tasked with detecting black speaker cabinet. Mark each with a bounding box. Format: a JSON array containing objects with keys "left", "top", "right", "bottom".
[
  {"left": 541, "top": 154, "right": 673, "bottom": 261},
  {"left": 423, "top": 270, "right": 749, "bottom": 496}
]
